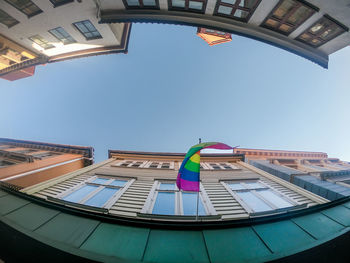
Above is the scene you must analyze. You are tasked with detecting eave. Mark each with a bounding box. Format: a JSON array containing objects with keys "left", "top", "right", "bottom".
[{"left": 99, "top": 9, "right": 329, "bottom": 68}]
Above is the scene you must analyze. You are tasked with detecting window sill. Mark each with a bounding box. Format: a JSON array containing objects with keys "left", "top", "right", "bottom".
[
  {"left": 250, "top": 204, "right": 308, "bottom": 218},
  {"left": 137, "top": 213, "right": 221, "bottom": 221},
  {"left": 47, "top": 196, "right": 108, "bottom": 214}
]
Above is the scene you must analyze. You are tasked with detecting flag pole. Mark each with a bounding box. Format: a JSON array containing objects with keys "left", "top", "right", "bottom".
[
  {"left": 196, "top": 188, "right": 199, "bottom": 221},
  {"left": 196, "top": 138, "right": 201, "bottom": 221}
]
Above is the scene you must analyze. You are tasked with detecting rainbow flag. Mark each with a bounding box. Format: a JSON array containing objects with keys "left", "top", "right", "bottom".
[{"left": 176, "top": 142, "right": 232, "bottom": 192}]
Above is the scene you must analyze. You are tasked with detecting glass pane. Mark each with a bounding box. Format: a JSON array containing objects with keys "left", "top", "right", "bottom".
[
  {"left": 245, "top": 182, "right": 266, "bottom": 189},
  {"left": 287, "top": 6, "right": 311, "bottom": 25},
  {"left": 279, "top": 24, "right": 291, "bottom": 33},
  {"left": 240, "top": 0, "right": 258, "bottom": 9},
  {"left": 63, "top": 185, "right": 98, "bottom": 203},
  {"left": 234, "top": 9, "right": 248, "bottom": 19},
  {"left": 85, "top": 187, "right": 119, "bottom": 207},
  {"left": 218, "top": 5, "right": 232, "bottom": 15},
  {"left": 143, "top": 0, "right": 156, "bottom": 6},
  {"left": 273, "top": 0, "right": 295, "bottom": 19},
  {"left": 152, "top": 192, "right": 175, "bottom": 215},
  {"left": 92, "top": 178, "right": 110, "bottom": 184},
  {"left": 237, "top": 191, "right": 272, "bottom": 212},
  {"left": 257, "top": 189, "right": 293, "bottom": 208},
  {"left": 320, "top": 26, "right": 343, "bottom": 41},
  {"left": 228, "top": 183, "right": 246, "bottom": 191},
  {"left": 310, "top": 23, "right": 324, "bottom": 34},
  {"left": 265, "top": 18, "right": 278, "bottom": 27},
  {"left": 109, "top": 179, "right": 127, "bottom": 187},
  {"left": 182, "top": 192, "right": 206, "bottom": 215},
  {"left": 172, "top": 0, "right": 185, "bottom": 8},
  {"left": 221, "top": 0, "right": 235, "bottom": 4},
  {"left": 159, "top": 183, "right": 175, "bottom": 190},
  {"left": 126, "top": 0, "right": 140, "bottom": 5},
  {"left": 189, "top": 1, "right": 203, "bottom": 10}
]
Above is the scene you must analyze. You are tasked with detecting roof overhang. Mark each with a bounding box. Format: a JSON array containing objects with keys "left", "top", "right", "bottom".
[{"left": 99, "top": 9, "right": 329, "bottom": 68}]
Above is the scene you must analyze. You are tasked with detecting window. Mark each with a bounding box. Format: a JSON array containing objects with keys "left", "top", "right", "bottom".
[
  {"left": 73, "top": 20, "right": 102, "bottom": 40},
  {"left": 214, "top": 0, "right": 261, "bottom": 22},
  {"left": 225, "top": 181, "right": 295, "bottom": 213},
  {"left": 122, "top": 0, "right": 159, "bottom": 9},
  {"left": 49, "top": 27, "right": 76, "bottom": 45},
  {"left": 113, "top": 160, "right": 174, "bottom": 169},
  {"left": 168, "top": 0, "right": 207, "bottom": 13},
  {"left": 32, "top": 152, "right": 60, "bottom": 159},
  {"left": 14, "top": 149, "right": 39, "bottom": 154},
  {"left": 200, "top": 162, "right": 239, "bottom": 170},
  {"left": 29, "top": 35, "right": 54, "bottom": 50},
  {"left": 49, "top": 0, "right": 74, "bottom": 7},
  {"left": 0, "top": 160, "right": 16, "bottom": 168},
  {"left": 147, "top": 182, "right": 208, "bottom": 216},
  {"left": 261, "top": 0, "right": 317, "bottom": 36},
  {"left": 4, "top": 0, "right": 42, "bottom": 18},
  {"left": 0, "top": 9, "right": 19, "bottom": 28},
  {"left": 61, "top": 177, "right": 130, "bottom": 208},
  {"left": 297, "top": 16, "right": 348, "bottom": 47}
]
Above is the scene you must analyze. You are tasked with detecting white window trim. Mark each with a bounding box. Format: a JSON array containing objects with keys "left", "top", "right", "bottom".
[
  {"left": 222, "top": 180, "right": 299, "bottom": 214},
  {"left": 112, "top": 160, "right": 175, "bottom": 170},
  {"left": 56, "top": 175, "right": 134, "bottom": 209},
  {"left": 142, "top": 181, "right": 215, "bottom": 216},
  {"left": 201, "top": 162, "right": 240, "bottom": 170}
]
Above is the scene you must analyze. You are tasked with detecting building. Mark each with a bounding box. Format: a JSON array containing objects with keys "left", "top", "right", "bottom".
[
  {"left": 3, "top": 144, "right": 350, "bottom": 262},
  {"left": 197, "top": 28, "right": 232, "bottom": 46},
  {"left": 99, "top": 0, "right": 350, "bottom": 68},
  {"left": 0, "top": 0, "right": 131, "bottom": 80},
  {"left": 233, "top": 148, "right": 350, "bottom": 201},
  {"left": 0, "top": 138, "right": 93, "bottom": 189},
  {"left": 1, "top": 0, "right": 349, "bottom": 80}
]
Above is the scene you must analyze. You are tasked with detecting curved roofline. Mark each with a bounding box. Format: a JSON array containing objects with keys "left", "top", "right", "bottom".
[
  {"left": 1, "top": 182, "right": 348, "bottom": 230},
  {"left": 99, "top": 9, "right": 329, "bottom": 68},
  {"left": 108, "top": 149, "right": 245, "bottom": 159},
  {"left": 0, "top": 138, "right": 94, "bottom": 161}
]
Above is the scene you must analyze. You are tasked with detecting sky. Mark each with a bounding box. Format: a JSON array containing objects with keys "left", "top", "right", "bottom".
[{"left": 1, "top": 23, "right": 350, "bottom": 163}]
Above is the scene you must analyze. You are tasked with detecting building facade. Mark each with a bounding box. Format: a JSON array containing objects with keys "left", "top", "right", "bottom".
[
  {"left": 2, "top": 143, "right": 350, "bottom": 262},
  {"left": 0, "top": 0, "right": 131, "bottom": 80},
  {"left": 99, "top": 0, "right": 350, "bottom": 68},
  {"left": 0, "top": 138, "right": 93, "bottom": 189},
  {"left": 1, "top": 0, "right": 349, "bottom": 80},
  {"left": 22, "top": 149, "right": 327, "bottom": 220},
  {"left": 231, "top": 148, "right": 350, "bottom": 201}
]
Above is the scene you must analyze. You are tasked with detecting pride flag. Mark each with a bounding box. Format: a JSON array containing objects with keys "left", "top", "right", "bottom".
[{"left": 176, "top": 142, "right": 233, "bottom": 192}]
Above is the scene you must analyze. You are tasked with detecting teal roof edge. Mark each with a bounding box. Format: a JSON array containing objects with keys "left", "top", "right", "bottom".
[{"left": 1, "top": 185, "right": 350, "bottom": 262}]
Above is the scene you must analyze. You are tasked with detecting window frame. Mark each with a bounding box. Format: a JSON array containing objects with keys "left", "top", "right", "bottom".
[
  {"left": 122, "top": 0, "right": 160, "bottom": 10},
  {"left": 113, "top": 160, "right": 175, "bottom": 169},
  {"left": 0, "top": 9, "right": 19, "bottom": 28},
  {"left": 0, "top": 159, "right": 17, "bottom": 168},
  {"left": 49, "top": 27, "right": 76, "bottom": 45},
  {"left": 72, "top": 20, "right": 102, "bottom": 41},
  {"left": 168, "top": 0, "right": 207, "bottom": 14},
  {"left": 214, "top": 0, "right": 262, "bottom": 22},
  {"left": 4, "top": 0, "right": 43, "bottom": 18},
  {"left": 222, "top": 180, "right": 300, "bottom": 215},
  {"left": 28, "top": 35, "right": 55, "bottom": 50},
  {"left": 56, "top": 175, "right": 134, "bottom": 210},
  {"left": 261, "top": 0, "right": 318, "bottom": 36},
  {"left": 142, "top": 181, "right": 216, "bottom": 216},
  {"left": 49, "top": 0, "right": 74, "bottom": 8},
  {"left": 200, "top": 162, "right": 240, "bottom": 170},
  {"left": 296, "top": 15, "right": 348, "bottom": 48}
]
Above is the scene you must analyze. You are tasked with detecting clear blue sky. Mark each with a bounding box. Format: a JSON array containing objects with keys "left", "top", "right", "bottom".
[{"left": 1, "top": 23, "right": 349, "bottom": 163}]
